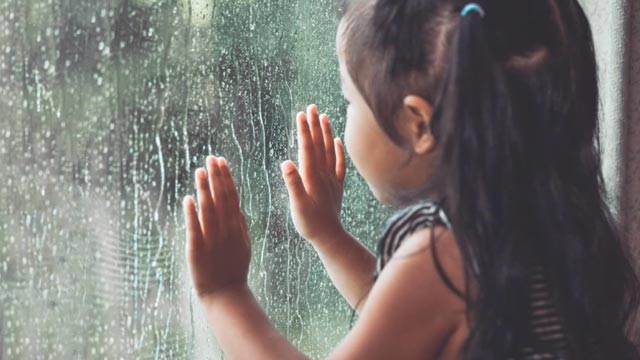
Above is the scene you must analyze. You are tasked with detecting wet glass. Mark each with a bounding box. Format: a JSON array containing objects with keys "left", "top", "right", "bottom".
[{"left": 0, "top": 0, "right": 391, "bottom": 358}]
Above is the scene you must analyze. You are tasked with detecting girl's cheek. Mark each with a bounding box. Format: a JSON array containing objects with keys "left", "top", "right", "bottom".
[
  {"left": 343, "top": 114, "right": 352, "bottom": 156},
  {"left": 343, "top": 107, "right": 359, "bottom": 162}
]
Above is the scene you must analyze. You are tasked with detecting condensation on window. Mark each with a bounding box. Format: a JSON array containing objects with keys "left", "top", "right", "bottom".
[{"left": 0, "top": 0, "right": 391, "bottom": 358}]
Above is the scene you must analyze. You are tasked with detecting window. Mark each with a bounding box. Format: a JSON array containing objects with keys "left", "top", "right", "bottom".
[{"left": 0, "top": 0, "right": 390, "bottom": 358}]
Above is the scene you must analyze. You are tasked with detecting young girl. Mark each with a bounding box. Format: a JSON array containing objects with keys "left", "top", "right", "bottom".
[{"left": 182, "top": 0, "right": 640, "bottom": 358}]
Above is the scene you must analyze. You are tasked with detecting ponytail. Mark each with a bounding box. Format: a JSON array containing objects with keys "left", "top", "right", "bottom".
[
  {"left": 429, "top": 1, "right": 640, "bottom": 359},
  {"left": 432, "top": 1, "right": 552, "bottom": 359}
]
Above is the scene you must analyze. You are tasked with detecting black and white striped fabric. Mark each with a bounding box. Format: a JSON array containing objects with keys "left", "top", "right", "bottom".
[
  {"left": 518, "top": 265, "right": 569, "bottom": 359},
  {"left": 375, "top": 200, "right": 452, "bottom": 274},
  {"left": 374, "top": 200, "right": 570, "bottom": 359}
]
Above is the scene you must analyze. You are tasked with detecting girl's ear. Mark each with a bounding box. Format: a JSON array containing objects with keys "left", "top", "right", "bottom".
[{"left": 400, "top": 95, "right": 435, "bottom": 155}]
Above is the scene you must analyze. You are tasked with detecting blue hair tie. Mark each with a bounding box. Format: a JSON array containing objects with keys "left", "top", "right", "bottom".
[{"left": 461, "top": 3, "right": 485, "bottom": 18}]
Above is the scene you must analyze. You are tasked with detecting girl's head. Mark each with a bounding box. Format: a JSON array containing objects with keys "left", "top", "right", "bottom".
[
  {"left": 338, "top": 0, "right": 568, "bottom": 206},
  {"left": 338, "top": 0, "right": 639, "bottom": 359},
  {"left": 338, "top": 12, "right": 439, "bottom": 206}
]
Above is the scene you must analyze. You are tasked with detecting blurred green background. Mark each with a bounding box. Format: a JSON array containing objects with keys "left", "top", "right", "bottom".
[{"left": 0, "top": 0, "right": 392, "bottom": 358}]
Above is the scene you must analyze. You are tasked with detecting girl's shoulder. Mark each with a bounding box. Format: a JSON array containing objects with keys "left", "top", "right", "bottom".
[
  {"left": 376, "top": 198, "right": 452, "bottom": 274},
  {"left": 346, "top": 201, "right": 467, "bottom": 360}
]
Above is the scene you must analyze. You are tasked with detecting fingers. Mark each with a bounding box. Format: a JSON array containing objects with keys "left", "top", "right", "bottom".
[
  {"left": 335, "top": 137, "right": 346, "bottom": 184},
  {"left": 240, "top": 212, "right": 250, "bottom": 247},
  {"left": 207, "top": 156, "right": 228, "bottom": 226},
  {"left": 206, "top": 156, "right": 219, "bottom": 204},
  {"left": 195, "top": 168, "right": 216, "bottom": 237},
  {"left": 320, "top": 114, "right": 336, "bottom": 171},
  {"left": 307, "top": 105, "right": 326, "bottom": 165},
  {"left": 194, "top": 156, "right": 244, "bottom": 243},
  {"left": 218, "top": 157, "right": 244, "bottom": 232},
  {"left": 280, "top": 160, "right": 307, "bottom": 200},
  {"left": 219, "top": 157, "right": 240, "bottom": 213},
  {"left": 296, "top": 111, "right": 314, "bottom": 178},
  {"left": 298, "top": 105, "right": 338, "bottom": 178},
  {"left": 183, "top": 195, "right": 204, "bottom": 255}
]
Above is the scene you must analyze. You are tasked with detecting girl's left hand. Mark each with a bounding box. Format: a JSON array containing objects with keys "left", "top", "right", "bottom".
[{"left": 183, "top": 155, "right": 251, "bottom": 302}]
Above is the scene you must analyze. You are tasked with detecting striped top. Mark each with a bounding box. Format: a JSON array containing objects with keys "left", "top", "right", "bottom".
[
  {"left": 375, "top": 200, "right": 453, "bottom": 274},
  {"left": 374, "top": 200, "right": 570, "bottom": 359}
]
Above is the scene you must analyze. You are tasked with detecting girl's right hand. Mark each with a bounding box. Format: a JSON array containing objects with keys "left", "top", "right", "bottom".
[{"left": 280, "top": 104, "right": 347, "bottom": 246}]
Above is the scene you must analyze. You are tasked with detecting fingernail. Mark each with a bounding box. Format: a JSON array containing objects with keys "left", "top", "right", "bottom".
[
  {"left": 206, "top": 155, "right": 215, "bottom": 165},
  {"left": 219, "top": 157, "right": 227, "bottom": 167},
  {"left": 280, "top": 161, "right": 290, "bottom": 174}
]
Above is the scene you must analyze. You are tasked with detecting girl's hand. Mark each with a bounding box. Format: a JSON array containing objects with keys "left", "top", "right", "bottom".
[
  {"left": 281, "top": 104, "right": 347, "bottom": 246},
  {"left": 183, "top": 156, "right": 251, "bottom": 302}
]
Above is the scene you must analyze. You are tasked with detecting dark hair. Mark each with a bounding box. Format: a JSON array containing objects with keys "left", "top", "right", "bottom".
[{"left": 339, "top": 0, "right": 639, "bottom": 358}]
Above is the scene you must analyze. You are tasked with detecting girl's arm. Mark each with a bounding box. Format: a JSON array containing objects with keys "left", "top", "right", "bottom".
[
  {"left": 184, "top": 154, "right": 466, "bottom": 359},
  {"left": 184, "top": 157, "right": 309, "bottom": 359},
  {"left": 280, "top": 105, "right": 376, "bottom": 313},
  {"left": 325, "top": 226, "right": 468, "bottom": 360},
  {"left": 309, "top": 227, "right": 376, "bottom": 314},
  {"left": 201, "top": 284, "right": 310, "bottom": 360},
  {"left": 199, "top": 227, "right": 464, "bottom": 360},
  {"left": 186, "top": 163, "right": 465, "bottom": 359}
]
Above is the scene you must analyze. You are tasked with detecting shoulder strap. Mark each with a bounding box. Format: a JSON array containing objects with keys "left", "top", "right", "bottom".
[{"left": 375, "top": 199, "right": 451, "bottom": 274}]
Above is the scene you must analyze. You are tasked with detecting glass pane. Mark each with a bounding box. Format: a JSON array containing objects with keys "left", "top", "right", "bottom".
[{"left": 0, "top": 0, "right": 391, "bottom": 358}]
